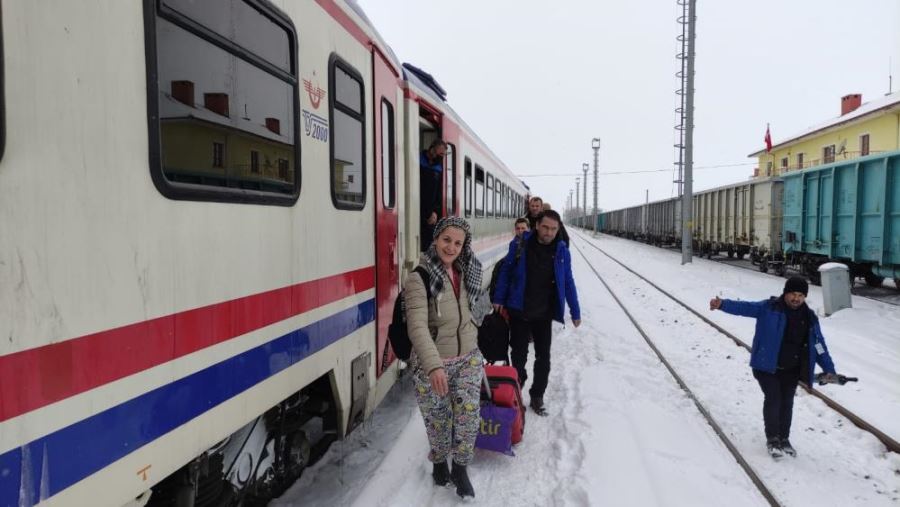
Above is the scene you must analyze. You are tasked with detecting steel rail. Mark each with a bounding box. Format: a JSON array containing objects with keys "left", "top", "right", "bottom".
[{"left": 573, "top": 229, "right": 900, "bottom": 455}]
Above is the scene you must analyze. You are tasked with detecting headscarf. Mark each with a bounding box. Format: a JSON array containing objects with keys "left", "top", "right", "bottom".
[{"left": 420, "top": 216, "right": 490, "bottom": 325}]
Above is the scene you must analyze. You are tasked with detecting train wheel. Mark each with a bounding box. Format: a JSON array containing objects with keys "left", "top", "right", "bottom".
[
  {"left": 727, "top": 249, "right": 734, "bottom": 259},
  {"left": 895, "top": 278, "right": 900, "bottom": 291},
  {"left": 759, "top": 260, "right": 769, "bottom": 273},
  {"left": 774, "top": 264, "right": 785, "bottom": 277},
  {"left": 864, "top": 273, "right": 885, "bottom": 288}
]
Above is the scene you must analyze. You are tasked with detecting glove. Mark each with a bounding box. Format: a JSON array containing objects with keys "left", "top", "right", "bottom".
[{"left": 815, "top": 372, "right": 857, "bottom": 385}]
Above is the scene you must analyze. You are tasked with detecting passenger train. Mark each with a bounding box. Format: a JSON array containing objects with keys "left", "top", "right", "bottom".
[
  {"left": 0, "top": 1, "right": 528, "bottom": 505},
  {"left": 580, "top": 151, "right": 900, "bottom": 289}
]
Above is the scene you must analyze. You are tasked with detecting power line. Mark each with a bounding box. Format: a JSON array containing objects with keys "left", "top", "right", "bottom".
[{"left": 517, "top": 161, "right": 755, "bottom": 178}]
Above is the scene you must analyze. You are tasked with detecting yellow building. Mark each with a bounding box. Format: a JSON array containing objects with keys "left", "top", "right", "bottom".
[{"left": 750, "top": 92, "right": 900, "bottom": 177}]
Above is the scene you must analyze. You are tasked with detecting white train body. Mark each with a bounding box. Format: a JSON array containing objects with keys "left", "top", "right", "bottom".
[{"left": 0, "top": 1, "right": 526, "bottom": 505}]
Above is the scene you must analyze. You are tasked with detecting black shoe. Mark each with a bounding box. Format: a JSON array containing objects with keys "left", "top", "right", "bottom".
[
  {"left": 766, "top": 437, "right": 783, "bottom": 459},
  {"left": 432, "top": 461, "right": 450, "bottom": 487},
  {"left": 780, "top": 438, "right": 796, "bottom": 457},
  {"left": 530, "top": 396, "right": 547, "bottom": 416},
  {"left": 451, "top": 463, "right": 475, "bottom": 499}
]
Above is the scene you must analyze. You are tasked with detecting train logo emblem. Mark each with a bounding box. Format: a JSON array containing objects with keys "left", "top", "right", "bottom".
[{"left": 303, "top": 78, "right": 326, "bottom": 109}]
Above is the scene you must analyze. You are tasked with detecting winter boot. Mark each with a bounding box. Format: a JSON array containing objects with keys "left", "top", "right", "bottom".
[
  {"left": 766, "top": 437, "right": 783, "bottom": 459},
  {"left": 780, "top": 438, "right": 796, "bottom": 457},
  {"left": 432, "top": 461, "right": 450, "bottom": 487},
  {"left": 451, "top": 463, "right": 475, "bottom": 499},
  {"left": 530, "top": 396, "right": 547, "bottom": 416}
]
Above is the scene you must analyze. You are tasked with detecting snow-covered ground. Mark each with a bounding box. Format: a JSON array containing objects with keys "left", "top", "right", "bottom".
[{"left": 271, "top": 231, "right": 900, "bottom": 506}]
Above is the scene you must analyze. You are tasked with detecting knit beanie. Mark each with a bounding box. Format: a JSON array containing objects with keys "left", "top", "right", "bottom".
[{"left": 783, "top": 276, "right": 808, "bottom": 296}]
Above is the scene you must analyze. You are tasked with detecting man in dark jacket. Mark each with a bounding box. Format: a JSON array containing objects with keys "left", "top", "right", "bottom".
[
  {"left": 419, "top": 140, "right": 446, "bottom": 251},
  {"left": 492, "top": 210, "right": 581, "bottom": 416},
  {"left": 523, "top": 196, "right": 544, "bottom": 230},
  {"left": 710, "top": 277, "right": 838, "bottom": 458}
]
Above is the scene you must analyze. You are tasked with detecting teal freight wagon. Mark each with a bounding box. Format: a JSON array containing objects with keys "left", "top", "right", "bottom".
[{"left": 782, "top": 150, "right": 900, "bottom": 286}]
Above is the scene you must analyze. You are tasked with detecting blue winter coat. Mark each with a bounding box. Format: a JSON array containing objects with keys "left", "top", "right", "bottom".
[
  {"left": 720, "top": 297, "right": 836, "bottom": 386},
  {"left": 492, "top": 233, "right": 581, "bottom": 324}
]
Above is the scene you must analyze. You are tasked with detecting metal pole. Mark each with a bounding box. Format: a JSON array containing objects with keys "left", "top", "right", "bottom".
[
  {"left": 681, "top": 0, "right": 696, "bottom": 265},
  {"left": 582, "top": 163, "right": 588, "bottom": 228},
  {"left": 575, "top": 178, "right": 580, "bottom": 223},
  {"left": 591, "top": 138, "right": 600, "bottom": 234}
]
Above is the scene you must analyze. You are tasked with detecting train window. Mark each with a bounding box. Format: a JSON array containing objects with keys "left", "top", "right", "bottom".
[
  {"left": 380, "top": 99, "right": 395, "bottom": 208},
  {"left": 446, "top": 143, "right": 456, "bottom": 215},
  {"left": 495, "top": 182, "right": 502, "bottom": 218},
  {"left": 329, "top": 57, "right": 366, "bottom": 209},
  {"left": 464, "top": 158, "right": 472, "bottom": 217},
  {"left": 475, "top": 165, "right": 485, "bottom": 217},
  {"left": 147, "top": 0, "right": 300, "bottom": 205},
  {"left": 486, "top": 174, "right": 494, "bottom": 217}
]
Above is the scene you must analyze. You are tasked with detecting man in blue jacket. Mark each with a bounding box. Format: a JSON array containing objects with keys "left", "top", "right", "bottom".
[
  {"left": 493, "top": 210, "right": 581, "bottom": 416},
  {"left": 710, "top": 277, "right": 838, "bottom": 458}
]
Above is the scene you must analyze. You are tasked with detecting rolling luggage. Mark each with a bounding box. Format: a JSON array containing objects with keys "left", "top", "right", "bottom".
[{"left": 475, "top": 364, "right": 525, "bottom": 455}]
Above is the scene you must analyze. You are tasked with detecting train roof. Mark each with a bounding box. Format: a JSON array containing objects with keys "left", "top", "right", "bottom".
[{"left": 748, "top": 91, "right": 900, "bottom": 157}]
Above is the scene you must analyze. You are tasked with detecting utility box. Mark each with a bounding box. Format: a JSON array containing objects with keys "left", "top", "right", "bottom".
[{"left": 819, "top": 263, "right": 852, "bottom": 315}]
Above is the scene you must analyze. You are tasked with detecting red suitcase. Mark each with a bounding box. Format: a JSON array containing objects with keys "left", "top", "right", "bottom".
[{"left": 483, "top": 364, "right": 525, "bottom": 444}]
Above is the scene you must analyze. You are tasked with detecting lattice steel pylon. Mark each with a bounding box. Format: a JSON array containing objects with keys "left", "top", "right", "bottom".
[{"left": 675, "top": 0, "right": 696, "bottom": 264}]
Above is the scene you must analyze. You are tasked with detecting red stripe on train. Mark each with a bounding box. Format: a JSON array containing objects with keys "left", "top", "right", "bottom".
[{"left": 0, "top": 267, "right": 375, "bottom": 423}]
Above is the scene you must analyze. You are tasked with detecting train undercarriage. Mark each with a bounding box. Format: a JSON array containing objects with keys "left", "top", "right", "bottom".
[{"left": 146, "top": 375, "right": 339, "bottom": 507}]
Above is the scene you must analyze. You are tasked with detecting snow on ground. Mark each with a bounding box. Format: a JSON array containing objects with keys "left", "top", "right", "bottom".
[
  {"left": 568, "top": 229, "right": 899, "bottom": 506},
  {"left": 577, "top": 231, "right": 900, "bottom": 442},
  {"left": 272, "top": 231, "right": 900, "bottom": 507}
]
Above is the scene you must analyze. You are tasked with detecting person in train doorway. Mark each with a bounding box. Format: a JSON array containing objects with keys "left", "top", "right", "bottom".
[
  {"left": 492, "top": 210, "right": 582, "bottom": 416},
  {"left": 419, "top": 139, "right": 447, "bottom": 251},
  {"left": 709, "top": 277, "right": 839, "bottom": 459},
  {"left": 406, "top": 216, "right": 489, "bottom": 499}
]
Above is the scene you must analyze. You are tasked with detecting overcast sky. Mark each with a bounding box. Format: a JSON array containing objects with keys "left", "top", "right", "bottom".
[{"left": 356, "top": 0, "right": 900, "bottom": 212}]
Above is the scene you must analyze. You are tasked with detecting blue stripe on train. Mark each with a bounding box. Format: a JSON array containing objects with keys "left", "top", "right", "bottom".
[{"left": 0, "top": 299, "right": 376, "bottom": 506}]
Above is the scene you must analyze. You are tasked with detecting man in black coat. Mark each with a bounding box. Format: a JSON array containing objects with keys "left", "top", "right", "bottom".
[{"left": 420, "top": 140, "right": 446, "bottom": 251}]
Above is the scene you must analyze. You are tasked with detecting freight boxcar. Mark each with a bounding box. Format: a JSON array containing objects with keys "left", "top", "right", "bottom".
[
  {"left": 691, "top": 178, "right": 784, "bottom": 272},
  {"left": 645, "top": 197, "right": 681, "bottom": 246},
  {"left": 782, "top": 150, "right": 900, "bottom": 286}
]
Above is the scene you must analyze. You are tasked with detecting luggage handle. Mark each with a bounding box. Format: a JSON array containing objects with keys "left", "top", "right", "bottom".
[{"left": 481, "top": 371, "right": 493, "bottom": 403}]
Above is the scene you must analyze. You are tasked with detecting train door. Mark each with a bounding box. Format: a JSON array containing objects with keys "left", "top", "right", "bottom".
[{"left": 373, "top": 49, "right": 400, "bottom": 375}]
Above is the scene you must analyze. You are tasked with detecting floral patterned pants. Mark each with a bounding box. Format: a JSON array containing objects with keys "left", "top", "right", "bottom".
[{"left": 414, "top": 349, "right": 484, "bottom": 465}]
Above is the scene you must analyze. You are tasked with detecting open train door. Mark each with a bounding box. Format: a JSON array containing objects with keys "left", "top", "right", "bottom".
[{"left": 373, "top": 48, "right": 400, "bottom": 376}]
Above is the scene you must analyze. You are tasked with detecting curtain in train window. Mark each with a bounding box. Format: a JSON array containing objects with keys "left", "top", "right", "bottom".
[
  {"left": 445, "top": 144, "right": 456, "bottom": 216},
  {"left": 475, "top": 165, "right": 484, "bottom": 217},
  {"left": 464, "top": 158, "right": 472, "bottom": 217}
]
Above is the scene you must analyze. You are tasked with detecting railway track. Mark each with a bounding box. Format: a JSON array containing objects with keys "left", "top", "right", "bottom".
[{"left": 570, "top": 229, "right": 899, "bottom": 457}]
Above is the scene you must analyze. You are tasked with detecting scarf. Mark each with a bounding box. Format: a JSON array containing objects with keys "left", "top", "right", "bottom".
[{"left": 421, "top": 216, "right": 490, "bottom": 325}]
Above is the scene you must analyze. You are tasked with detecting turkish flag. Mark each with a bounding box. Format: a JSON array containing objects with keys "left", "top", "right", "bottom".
[{"left": 764, "top": 125, "right": 773, "bottom": 153}]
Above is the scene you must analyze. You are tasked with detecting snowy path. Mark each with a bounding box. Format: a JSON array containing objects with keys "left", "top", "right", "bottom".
[
  {"left": 270, "top": 231, "right": 900, "bottom": 506},
  {"left": 575, "top": 231, "right": 900, "bottom": 445},
  {"left": 570, "top": 230, "right": 899, "bottom": 506}
]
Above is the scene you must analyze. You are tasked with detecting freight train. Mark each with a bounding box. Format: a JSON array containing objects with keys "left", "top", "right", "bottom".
[
  {"left": 584, "top": 151, "right": 900, "bottom": 288},
  {"left": 0, "top": 1, "right": 528, "bottom": 505}
]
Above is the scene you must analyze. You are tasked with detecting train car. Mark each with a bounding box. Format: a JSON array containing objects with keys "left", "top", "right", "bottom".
[
  {"left": 645, "top": 197, "right": 681, "bottom": 246},
  {"left": 691, "top": 179, "right": 784, "bottom": 272},
  {"left": 0, "top": 1, "right": 526, "bottom": 506},
  {"left": 782, "top": 150, "right": 900, "bottom": 287}
]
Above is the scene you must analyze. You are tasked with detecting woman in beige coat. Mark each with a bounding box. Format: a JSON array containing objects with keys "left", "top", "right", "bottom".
[{"left": 405, "top": 216, "right": 485, "bottom": 499}]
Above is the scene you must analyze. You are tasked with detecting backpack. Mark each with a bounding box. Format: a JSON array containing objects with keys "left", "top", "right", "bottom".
[
  {"left": 488, "top": 237, "right": 525, "bottom": 301},
  {"left": 386, "top": 266, "right": 432, "bottom": 362}
]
